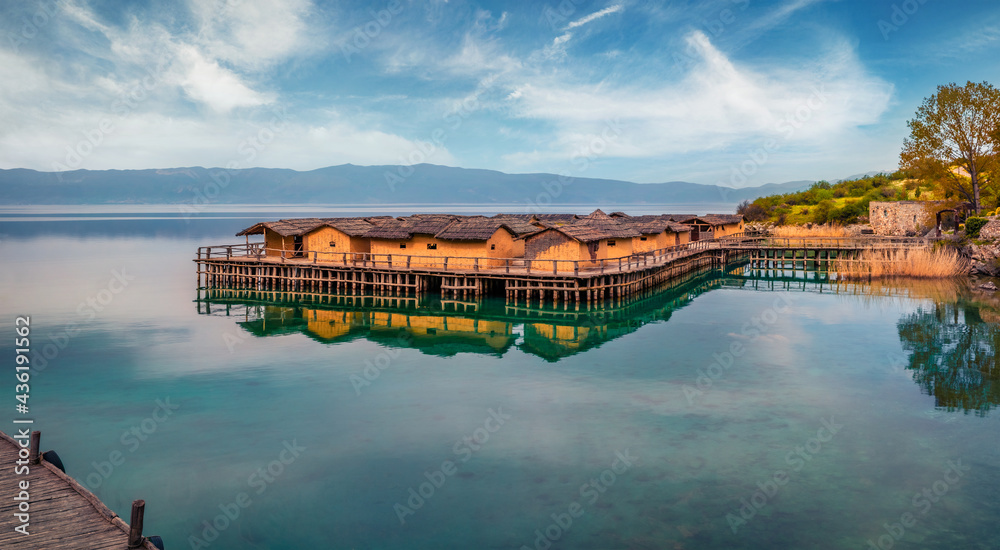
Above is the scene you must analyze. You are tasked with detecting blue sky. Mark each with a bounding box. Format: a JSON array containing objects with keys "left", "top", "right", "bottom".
[{"left": 2, "top": 0, "right": 1000, "bottom": 187}]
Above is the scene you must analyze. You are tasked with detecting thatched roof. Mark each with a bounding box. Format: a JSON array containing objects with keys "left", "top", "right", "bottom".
[
  {"left": 585, "top": 208, "right": 611, "bottom": 220},
  {"left": 236, "top": 218, "right": 327, "bottom": 237},
  {"left": 619, "top": 218, "right": 693, "bottom": 234},
  {"left": 533, "top": 217, "right": 642, "bottom": 243},
  {"left": 435, "top": 218, "right": 514, "bottom": 241},
  {"left": 364, "top": 215, "right": 463, "bottom": 240},
  {"left": 701, "top": 214, "right": 744, "bottom": 225},
  {"left": 678, "top": 214, "right": 743, "bottom": 227},
  {"left": 236, "top": 216, "right": 390, "bottom": 237},
  {"left": 318, "top": 217, "right": 383, "bottom": 237}
]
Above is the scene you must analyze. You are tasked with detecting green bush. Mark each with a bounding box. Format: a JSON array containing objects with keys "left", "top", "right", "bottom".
[
  {"left": 965, "top": 216, "right": 989, "bottom": 238},
  {"left": 812, "top": 200, "right": 834, "bottom": 224}
]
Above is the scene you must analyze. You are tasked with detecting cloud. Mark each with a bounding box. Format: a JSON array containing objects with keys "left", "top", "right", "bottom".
[
  {"left": 541, "top": 3, "right": 625, "bottom": 60},
  {"left": 177, "top": 46, "right": 274, "bottom": 112},
  {"left": 0, "top": 0, "right": 454, "bottom": 171},
  {"left": 565, "top": 3, "right": 625, "bottom": 30},
  {"left": 187, "top": 0, "right": 317, "bottom": 71},
  {"left": 503, "top": 31, "right": 894, "bottom": 167}
]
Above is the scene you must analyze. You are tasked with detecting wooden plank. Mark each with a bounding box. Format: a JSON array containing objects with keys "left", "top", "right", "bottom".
[{"left": 0, "top": 431, "right": 160, "bottom": 550}]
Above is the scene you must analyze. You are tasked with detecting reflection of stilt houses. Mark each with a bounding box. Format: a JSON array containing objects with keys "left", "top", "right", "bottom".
[
  {"left": 238, "top": 305, "right": 517, "bottom": 356},
  {"left": 202, "top": 264, "right": 725, "bottom": 361},
  {"left": 368, "top": 313, "right": 516, "bottom": 357}
]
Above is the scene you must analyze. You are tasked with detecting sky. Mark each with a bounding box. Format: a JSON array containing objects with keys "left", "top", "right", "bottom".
[{"left": 2, "top": 0, "right": 1000, "bottom": 188}]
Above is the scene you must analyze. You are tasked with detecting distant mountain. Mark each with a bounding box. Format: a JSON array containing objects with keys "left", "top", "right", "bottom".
[
  {"left": 0, "top": 164, "right": 818, "bottom": 206},
  {"left": 836, "top": 170, "right": 896, "bottom": 182}
]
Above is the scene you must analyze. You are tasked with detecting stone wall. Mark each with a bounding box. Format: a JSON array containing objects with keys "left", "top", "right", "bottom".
[
  {"left": 868, "top": 201, "right": 937, "bottom": 236},
  {"left": 979, "top": 217, "right": 1000, "bottom": 240}
]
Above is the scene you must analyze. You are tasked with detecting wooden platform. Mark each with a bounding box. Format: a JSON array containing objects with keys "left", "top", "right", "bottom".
[
  {"left": 193, "top": 235, "right": 933, "bottom": 304},
  {"left": 0, "top": 431, "right": 159, "bottom": 550}
]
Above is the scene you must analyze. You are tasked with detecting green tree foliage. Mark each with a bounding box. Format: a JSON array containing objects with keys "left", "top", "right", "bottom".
[
  {"left": 746, "top": 172, "right": 903, "bottom": 225},
  {"left": 900, "top": 81, "right": 1000, "bottom": 213}
]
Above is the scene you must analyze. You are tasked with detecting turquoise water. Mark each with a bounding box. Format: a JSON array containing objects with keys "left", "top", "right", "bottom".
[{"left": 1, "top": 214, "right": 999, "bottom": 549}]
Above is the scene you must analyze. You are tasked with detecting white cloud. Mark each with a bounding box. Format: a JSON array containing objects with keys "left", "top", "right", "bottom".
[
  {"left": 0, "top": 108, "right": 455, "bottom": 171},
  {"left": 177, "top": 46, "right": 274, "bottom": 112},
  {"left": 565, "top": 3, "right": 624, "bottom": 30},
  {"left": 540, "top": 3, "right": 625, "bottom": 60},
  {"left": 503, "top": 31, "right": 894, "bottom": 167},
  {"left": 187, "top": 0, "right": 317, "bottom": 71}
]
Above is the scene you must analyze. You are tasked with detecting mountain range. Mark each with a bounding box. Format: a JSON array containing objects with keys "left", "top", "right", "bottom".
[{"left": 0, "top": 164, "right": 823, "bottom": 206}]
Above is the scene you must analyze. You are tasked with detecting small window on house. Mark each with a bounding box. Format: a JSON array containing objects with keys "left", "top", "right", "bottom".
[
  {"left": 913, "top": 215, "right": 917, "bottom": 224},
  {"left": 329, "top": 241, "right": 336, "bottom": 247},
  {"left": 427, "top": 243, "right": 437, "bottom": 250},
  {"left": 639, "top": 236, "right": 647, "bottom": 241},
  {"left": 490, "top": 244, "right": 496, "bottom": 250},
  {"left": 400, "top": 243, "right": 406, "bottom": 249},
  {"left": 884, "top": 209, "right": 889, "bottom": 217},
  {"left": 607, "top": 240, "right": 616, "bottom": 246}
]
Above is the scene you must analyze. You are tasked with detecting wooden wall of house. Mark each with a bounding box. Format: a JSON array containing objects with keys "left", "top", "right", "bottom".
[
  {"left": 304, "top": 226, "right": 372, "bottom": 261},
  {"left": 264, "top": 229, "right": 296, "bottom": 256},
  {"left": 370, "top": 235, "right": 490, "bottom": 268},
  {"left": 632, "top": 234, "right": 658, "bottom": 253},
  {"left": 593, "top": 236, "right": 633, "bottom": 261},
  {"left": 485, "top": 228, "right": 522, "bottom": 267},
  {"left": 712, "top": 222, "right": 743, "bottom": 238},
  {"left": 525, "top": 230, "right": 588, "bottom": 264}
]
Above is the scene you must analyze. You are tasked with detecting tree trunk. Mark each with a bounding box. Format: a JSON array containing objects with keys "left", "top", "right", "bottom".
[{"left": 972, "top": 165, "right": 981, "bottom": 214}]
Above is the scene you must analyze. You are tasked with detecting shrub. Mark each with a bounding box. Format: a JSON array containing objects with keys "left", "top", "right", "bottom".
[
  {"left": 812, "top": 200, "right": 834, "bottom": 224},
  {"left": 736, "top": 200, "right": 769, "bottom": 222},
  {"left": 965, "top": 216, "right": 989, "bottom": 238}
]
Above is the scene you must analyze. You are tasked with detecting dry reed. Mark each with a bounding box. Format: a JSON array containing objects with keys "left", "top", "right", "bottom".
[
  {"left": 834, "top": 247, "right": 968, "bottom": 279},
  {"left": 770, "top": 225, "right": 851, "bottom": 238}
]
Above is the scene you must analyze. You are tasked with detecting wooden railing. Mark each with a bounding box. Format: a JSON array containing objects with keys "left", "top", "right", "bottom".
[
  {"left": 196, "top": 233, "right": 934, "bottom": 277},
  {"left": 715, "top": 235, "right": 932, "bottom": 249},
  {"left": 196, "top": 239, "right": 722, "bottom": 276}
]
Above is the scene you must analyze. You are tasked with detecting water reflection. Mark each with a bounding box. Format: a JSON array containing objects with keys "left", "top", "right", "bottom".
[
  {"left": 198, "top": 266, "right": 1000, "bottom": 414},
  {"left": 897, "top": 294, "right": 1000, "bottom": 416},
  {"left": 726, "top": 269, "right": 1000, "bottom": 416},
  {"left": 196, "top": 267, "right": 729, "bottom": 361}
]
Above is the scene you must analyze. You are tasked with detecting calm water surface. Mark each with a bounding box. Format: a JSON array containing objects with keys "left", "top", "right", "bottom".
[{"left": 1, "top": 209, "right": 998, "bottom": 549}]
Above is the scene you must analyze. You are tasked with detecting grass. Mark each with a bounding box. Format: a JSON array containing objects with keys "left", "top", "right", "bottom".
[
  {"left": 834, "top": 248, "right": 968, "bottom": 279},
  {"left": 771, "top": 225, "right": 851, "bottom": 238},
  {"left": 783, "top": 198, "right": 860, "bottom": 225}
]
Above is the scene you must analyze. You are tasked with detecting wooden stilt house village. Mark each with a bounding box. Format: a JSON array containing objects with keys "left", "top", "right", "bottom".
[
  {"left": 232, "top": 210, "right": 726, "bottom": 266},
  {"left": 200, "top": 210, "right": 745, "bottom": 303}
]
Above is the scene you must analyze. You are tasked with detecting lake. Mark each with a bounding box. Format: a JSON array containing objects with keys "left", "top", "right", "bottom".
[{"left": 1, "top": 207, "right": 998, "bottom": 550}]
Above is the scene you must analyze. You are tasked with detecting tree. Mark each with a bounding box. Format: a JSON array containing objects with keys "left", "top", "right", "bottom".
[
  {"left": 736, "top": 199, "right": 767, "bottom": 222},
  {"left": 900, "top": 81, "right": 1000, "bottom": 213}
]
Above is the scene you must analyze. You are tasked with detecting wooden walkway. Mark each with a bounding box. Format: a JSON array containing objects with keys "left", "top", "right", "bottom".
[
  {"left": 0, "top": 431, "right": 160, "bottom": 550},
  {"left": 193, "top": 234, "right": 933, "bottom": 304}
]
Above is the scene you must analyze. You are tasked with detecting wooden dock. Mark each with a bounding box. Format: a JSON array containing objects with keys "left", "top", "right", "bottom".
[
  {"left": 194, "top": 235, "right": 932, "bottom": 304},
  {"left": 0, "top": 431, "right": 162, "bottom": 549}
]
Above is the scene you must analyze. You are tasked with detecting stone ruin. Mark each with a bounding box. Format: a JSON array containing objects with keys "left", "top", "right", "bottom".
[{"left": 868, "top": 201, "right": 939, "bottom": 236}]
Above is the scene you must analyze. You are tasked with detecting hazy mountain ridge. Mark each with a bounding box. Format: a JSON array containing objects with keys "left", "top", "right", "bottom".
[{"left": 0, "top": 164, "right": 819, "bottom": 205}]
